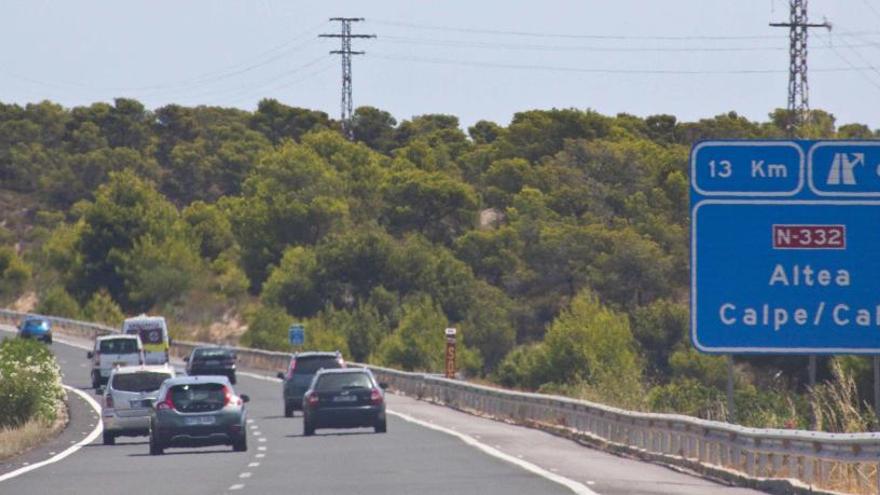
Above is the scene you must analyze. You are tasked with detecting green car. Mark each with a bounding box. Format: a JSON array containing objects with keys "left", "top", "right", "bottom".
[{"left": 149, "top": 375, "right": 250, "bottom": 455}]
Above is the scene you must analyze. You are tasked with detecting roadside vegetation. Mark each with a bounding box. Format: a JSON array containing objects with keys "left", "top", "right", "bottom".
[
  {"left": 1, "top": 99, "right": 878, "bottom": 430},
  {"left": 0, "top": 337, "right": 66, "bottom": 459}
]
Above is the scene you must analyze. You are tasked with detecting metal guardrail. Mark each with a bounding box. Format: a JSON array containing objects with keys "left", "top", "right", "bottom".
[{"left": 2, "top": 309, "right": 878, "bottom": 494}]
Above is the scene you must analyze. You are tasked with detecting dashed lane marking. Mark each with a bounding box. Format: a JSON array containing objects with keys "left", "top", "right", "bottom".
[
  {"left": 387, "top": 410, "right": 599, "bottom": 495},
  {"left": 0, "top": 385, "right": 103, "bottom": 483},
  {"left": 255, "top": 454, "right": 265, "bottom": 458},
  {"left": 258, "top": 446, "right": 266, "bottom": 451},
  {"left": 257, "top": 437, "right": 266, "bottom": 442},
  {"left": 228, "top": 484, "right": 244, "bottom": 491},
  {"left": 248, "top": 462, "right": 260, "bottom": 467},
  {"left": 239, "top": 472, "right": 252, "bottom": 479}
]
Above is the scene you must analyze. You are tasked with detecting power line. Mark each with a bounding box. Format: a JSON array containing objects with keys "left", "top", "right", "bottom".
[
  {"left": 374, "top": 18, "right": 878, "bottom": 41},
  {"left": 769, "top": 0, "right": 831, "bottom": 131},
  {"left": 319, "top": 18, "right": 376, "bottom": 139},
  {"left": 372, "top": 52, "right": 872, "bottom": 75},
  {"left": 376, "top": 34, "right": 878, "bottom": 54}
]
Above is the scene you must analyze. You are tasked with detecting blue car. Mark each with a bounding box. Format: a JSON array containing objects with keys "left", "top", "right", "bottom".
[{"left": 18, "top": 317, "right": 52, "bottom": 344}]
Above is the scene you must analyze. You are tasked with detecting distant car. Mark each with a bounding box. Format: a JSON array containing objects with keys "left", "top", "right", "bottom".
[
  {"left": 101, "top": 365, "right": 175, "bottom": 445},
  {"left": 185, "top": 347, "right": 237, "bottom": 384},
  {"left": 149, "top": 375, "right": 250, "bottom": 455},
  {"left": 302, "top": 368, "right": 387, "bottom": 436},
  {"left": 88, "top": 335, "right": 145, "bottom": 389},
  {"left": 18, "top": 317, "right": 52, "bottom": 343},
  {"left": 276, "top": 351, "right": 344, "bottom": 417}
]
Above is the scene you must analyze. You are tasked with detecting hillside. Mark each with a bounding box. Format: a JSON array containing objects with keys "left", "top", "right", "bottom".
[{"left": 1, "top": 98, "right": 878, "bottom": 430}]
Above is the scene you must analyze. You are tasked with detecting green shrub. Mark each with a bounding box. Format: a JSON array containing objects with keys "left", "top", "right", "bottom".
[
  {"left": 82, "top": 290, "right": 125, "bottom": 327},
  {"left": 0, "top": 338, "right": 64, "bottom": 428},
  {"left": 36, "top": 286, "right": 81, "bottom": 319}
]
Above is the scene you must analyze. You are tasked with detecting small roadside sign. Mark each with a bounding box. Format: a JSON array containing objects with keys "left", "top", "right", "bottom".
[
  {"left": 444, "top": 327, "right": 457, "bottom": 379},
  {"left": 288, "top": 324, "right": 305, "bottom": 346}
]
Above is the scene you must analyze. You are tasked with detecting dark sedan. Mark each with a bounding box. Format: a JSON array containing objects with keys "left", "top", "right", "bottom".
[
  {"left": 185, "top": 347, "right": 237, "bottom": 384},
  {"left": 302, "top": 368, "right": 387, "bottom": 436}
]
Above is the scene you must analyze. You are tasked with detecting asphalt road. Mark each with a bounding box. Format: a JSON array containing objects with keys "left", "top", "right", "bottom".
[{"left": 0, "top": 328, "right": 767, "bottom": 495}]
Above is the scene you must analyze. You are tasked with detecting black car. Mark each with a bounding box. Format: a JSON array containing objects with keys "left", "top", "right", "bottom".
[
  {"left": 302, "top": 368, "right": 387, "bottom": 436},
  {"left": 185, "top": 347, "right": 237, "bottom": 384},
  {"left": 276, "top": 351, "right": 344, "bottom": 417}
]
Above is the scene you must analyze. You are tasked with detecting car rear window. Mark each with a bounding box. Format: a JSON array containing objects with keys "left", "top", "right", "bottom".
[
  {"left": 194, "top": 349, "right": 234, "bottom": 359},
  {"left": 24, "top": 319, "right": 48, "bottom": 329},
  {"left": 294, "top": 356, "right": 341, "bottom": 374},
  {"left": 315, "top": 373, "right": 372, "bottom": 392},
  {"left": 127, "top": 326, "right": 164, "bottom": 345},
  {"left": 99, "top": 338, "right": 139, "bottom": 354},
  {"left": 112, "top": 372, "right": 172, "bottom": 392},
  {"left": 169, "top": 383, "right": 227, "bottom": 412}
]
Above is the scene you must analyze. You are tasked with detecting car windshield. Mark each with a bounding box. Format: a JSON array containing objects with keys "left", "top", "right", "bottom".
[
  {"left": 194, "top": 349, "right": 233, "bottom": 359},
  {"left": 315, "top": 373, "right": 372, "bottom": 392},
  {"left": 294, "top": 356, "right": 341, "bottom": 374},
  {"left": 99, "top": 339, "right": 139, "bottom": 354},
  {"left": 169, "top": 383, "right": 227, "bottom": 412},
  {"left": 112, "top": 372, "right": 171, "bottom": 392}
]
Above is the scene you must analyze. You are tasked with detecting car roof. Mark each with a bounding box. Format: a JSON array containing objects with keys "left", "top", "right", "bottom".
[
  {"left": 293, "top": 351, "right": 340, "bottom": 359},
  {"left": 110, "top": 364, "right": 174, "bottom": 376},
  {"left": 162, "top": 375, "right": 232, "bottom": 387},
  {"left": 194, "top": 346, "right": 234, "bottom": 352},
  {"left": 315, "top": 367, "right": 369, "bottom": 376},
  {"left": 97, "top": 334, "right": 140, "bottom": 341},
  {"left": 124, "top": 314, "right": 166, "bottom": 323}
]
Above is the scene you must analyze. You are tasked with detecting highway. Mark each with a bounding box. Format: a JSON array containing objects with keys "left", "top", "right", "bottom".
[{"left": 0, "top": 327, "right": 767, "bottom": 495}]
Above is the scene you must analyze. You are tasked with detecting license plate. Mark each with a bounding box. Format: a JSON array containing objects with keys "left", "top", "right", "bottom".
[
  {"left": 332, "top": 395, "right": 357, "bottom": 403},
  {"left": 184, "top": 415, "right": 216, "bottom": 425},
  {"left": 205, "top": 360, "right": 220, "bottom": 367},
  {"left": 113, "top": 361, "right": 127, "bottom": 367},
  {"left": 130, "top": 399, "right": 150, "bottom": 408}
]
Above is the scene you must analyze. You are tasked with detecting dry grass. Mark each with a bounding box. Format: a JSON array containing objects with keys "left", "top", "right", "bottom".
[{"left": 0, "top": 399, "right": 67, "bottom": 461}]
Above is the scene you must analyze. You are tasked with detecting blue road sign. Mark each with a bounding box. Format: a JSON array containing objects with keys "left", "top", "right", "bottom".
[
  {"left": 691, "top": 140, "right": 880, "bottom": 354},
  {"left": 288, "top": 324, "right": 305, "bottom": 346}
]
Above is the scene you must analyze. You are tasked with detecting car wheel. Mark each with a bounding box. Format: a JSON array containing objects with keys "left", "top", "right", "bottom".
[
  {"left": 102, "top": 431, "right": 115, "bottom": 445},
  {"left": 230, "top": 374, "right": 237, "bottom": 385},
  {"left": 91, "top": 372, "right": 101, "bottom": 390},
  {"left": 303, "top": 419, "right": 315, "bottom": 436},
  {"left": 46, "top": 336, "right": 52, "bottom": 344},
  {"left": 149, "top": 433, "right": 164, "bottom": 455},
  {"left": 284, "top": 403, "right": 293, "bottom": 418},
  {"left": 374, "top": 419, "right": 387, "bottom": 434},
  {"left": 233, "top": 434, "right": 247, "bottom": 452}
]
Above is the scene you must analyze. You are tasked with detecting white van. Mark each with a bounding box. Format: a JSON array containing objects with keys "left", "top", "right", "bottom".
[
  {"left": 122, "top": 315, "right": 170, "bottom": 365},
  {"left": 88, "top": 334, "right": 144, "bottom": 389}
]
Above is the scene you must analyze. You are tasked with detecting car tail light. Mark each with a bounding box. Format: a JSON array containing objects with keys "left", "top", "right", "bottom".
[
  {"left": 105, "top": 394, "right": 114, "bottom": 409},
  {"left": 156, "top": 396, "right": 175, "bottom": 411},
  {"left": 286, "top": 359, "right": 297, "bottom": 380},
  {"left": 337, "top": 357, "right": 346, "bottom": 368},
  {"left": 306, "top": 392, "right": 319, "bottom": 407},
  {"left": 370, "top": 388, "right": 383, "bottom": 406},
  {"left": 223, "top": 385, "right": 233, "bottom": 407}
]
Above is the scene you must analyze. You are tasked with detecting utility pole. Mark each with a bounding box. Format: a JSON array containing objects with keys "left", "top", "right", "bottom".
[
  {"left": 319, "top": 18, "right": 376, "bottom": 140},
  {"left": 770, "top": 0, "right": 831, "bottom": 133}
]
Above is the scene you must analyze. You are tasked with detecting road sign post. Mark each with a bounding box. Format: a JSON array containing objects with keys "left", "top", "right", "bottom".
[
  {"left": 288, "top": 324, "right": 305, "bottom": 347},
  {"left": 691, "top": 140, "right": 880, "bottom": 355},
  {"left": 444, "top": 327, "right": 457, "bottom": 379}
]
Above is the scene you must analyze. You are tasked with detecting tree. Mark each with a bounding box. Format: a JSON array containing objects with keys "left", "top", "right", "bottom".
[
  {"left": 250, "top": 99, "right": 332, "bottom": 144},
  {"left": 83, "top": 290, "right": 125, "bottom": 327},
  {"left": 381, "top": 168, "right": 478, "bottom": 244},
  {"left": 261, "top": 246, "right": 322, "bottom": 317},
  {"left": 182, "top": 201, "right": 235, "bottom": 261},
  {"left": 0, "top": 246, "right": 31, "bottom": 300},
  {"left": 352, "top": 106, "right": 397, "bottom": 153},
  {"left": 229, "top": 142, "right": 349, "bottom": 287},
  {"left": 74, "top": 171, "right": 179, "bottom": 309},
  {"left": 375, "top": 295, "right": 449, "bottom": 372}
]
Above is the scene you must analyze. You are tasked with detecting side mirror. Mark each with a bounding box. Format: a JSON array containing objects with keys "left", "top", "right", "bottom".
[
  {"left": 379, "top": 382, "right": 389, "bottom": 390},
  {"left": 87, "top": 351, "right": 94, "bottom": 359},
  {"left": 240, "top": 394, "right": 250, "bottom": 403},
  {"left": 276, "top": 372, "right": 285, "bottom": 380}
]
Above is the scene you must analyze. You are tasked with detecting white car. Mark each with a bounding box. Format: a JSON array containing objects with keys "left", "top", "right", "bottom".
[
  {"left": 101, "top": 364, "right": 175, "bottom": 445},
  {"left": 88, "top": 334, "right": 145, "bottom": 389}
]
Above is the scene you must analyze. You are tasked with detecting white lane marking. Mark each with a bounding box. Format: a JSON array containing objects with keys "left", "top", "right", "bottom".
[
  {"left": 258, "top": 446, "right": 266, "bottom": 451},
  {"left": 253, "top": 431, "right": 261, "bottom": 436},
  {"left": 257, "top": 437, "right": 266, "bottom": 442},
  {"left": 239, "top": 472, "right": 252, "bottom": 479},
  {"left": 587, "top": 481, "right": 596, "bottom": 486},
  {"left": 255, "top": 453, "right": 265, "bottom": 458},
  {"left": 246, "top": 419, "right": 254, "bottom": 424},
  {"left": 388, "top": 410, "right": 599, "bottom": 495},
  {"left": 249, "top": 425, "right": 258, "bottom": 429},
  {"left": 0, "top": 385, "right": 103, "bottom": 483},
  {"left": 228, "top": 484, "right": 244, "bottom": 490},
  {"left": 248, "top": 462, "right": 260, "bottom": 467}
]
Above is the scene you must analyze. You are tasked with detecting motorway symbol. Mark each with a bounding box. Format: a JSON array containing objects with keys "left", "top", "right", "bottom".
[
  {"left": 288, "top": 324, "right": 305, "bottom": 346},
  {"left": 691, "top": 140, "right": 880, "bottom": 354}
]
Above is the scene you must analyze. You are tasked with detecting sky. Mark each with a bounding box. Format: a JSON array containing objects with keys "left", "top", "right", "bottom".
[{"left": 1, "top": 0, "right": 879, "bottom": 130}]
